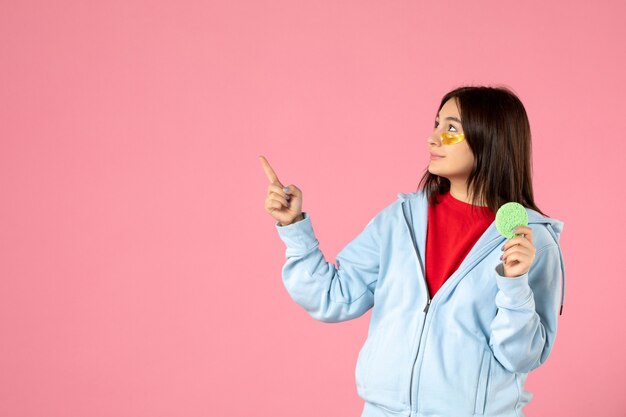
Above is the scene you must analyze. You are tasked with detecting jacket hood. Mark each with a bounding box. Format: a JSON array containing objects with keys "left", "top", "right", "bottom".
[{"left": 526, "top": 210, "right": 563, "bottom": 243}]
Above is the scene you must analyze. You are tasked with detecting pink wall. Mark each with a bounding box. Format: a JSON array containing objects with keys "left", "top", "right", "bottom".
[{"left": 1, "top": 1, "right": 624, "bottom": 416}]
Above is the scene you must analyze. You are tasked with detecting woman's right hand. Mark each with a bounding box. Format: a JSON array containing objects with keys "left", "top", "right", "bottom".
[{"left": 259, "top": 155, "right": 304, "bottom": 226}]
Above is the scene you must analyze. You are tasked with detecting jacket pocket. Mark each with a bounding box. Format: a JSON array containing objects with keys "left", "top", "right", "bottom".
[
  {"left": 474, "top": 349, "right": 492, "bottom": 415},
  {"left": 355, "top": 328, "right": 381, "bottom": 390}
]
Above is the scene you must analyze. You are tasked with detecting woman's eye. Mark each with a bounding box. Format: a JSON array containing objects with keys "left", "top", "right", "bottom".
[
  {"left": 448, "top": 125, "right": 458, "bottom": 132},
  {"left": 434, "top": 120, "right": 439, "bottom": 128}
]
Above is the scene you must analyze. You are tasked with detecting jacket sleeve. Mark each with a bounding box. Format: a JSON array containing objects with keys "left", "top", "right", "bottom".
[
  {"left": 488, "top": 244, "right": 563, "bottom": 373},
  {"left": 275, "top": 212, "right": 380, "bottom": 323}
]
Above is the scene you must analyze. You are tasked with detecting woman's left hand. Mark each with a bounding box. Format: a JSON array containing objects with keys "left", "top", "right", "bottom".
[{"left": 501, "top": 226, "right": 536, "bottom": 278}]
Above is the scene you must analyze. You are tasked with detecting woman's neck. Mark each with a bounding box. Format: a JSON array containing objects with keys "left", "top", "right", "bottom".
[{"left": 449, "top": 182, "right": 488, "bottom": 207}]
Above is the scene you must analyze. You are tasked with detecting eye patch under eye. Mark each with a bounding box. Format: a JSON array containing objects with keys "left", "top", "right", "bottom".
[{"left": 441, "top": 132, "right": 465, "bottom": 145}]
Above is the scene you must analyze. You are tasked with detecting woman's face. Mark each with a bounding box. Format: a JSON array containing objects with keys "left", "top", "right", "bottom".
[{"left": 427, "top": 98, "right": 475, "bottom": 182}]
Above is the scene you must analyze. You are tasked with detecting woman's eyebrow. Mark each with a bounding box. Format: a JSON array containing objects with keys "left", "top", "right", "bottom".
[{"left": 435, "top": 115, "right": 462, "bottom": 124}]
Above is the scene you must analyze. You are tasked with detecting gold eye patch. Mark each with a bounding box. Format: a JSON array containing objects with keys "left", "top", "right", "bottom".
[{"left": 441, "top": 132, "right": 465, "bottom": 145}]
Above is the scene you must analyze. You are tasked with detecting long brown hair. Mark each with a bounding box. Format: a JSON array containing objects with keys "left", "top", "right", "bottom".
[{"left": 416, "top": 85, "right": 547, "bottom": 217}]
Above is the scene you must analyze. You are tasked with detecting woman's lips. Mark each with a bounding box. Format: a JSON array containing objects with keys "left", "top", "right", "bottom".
[{"left": 430, "top": 155, "right": 445, "bottom": 160}]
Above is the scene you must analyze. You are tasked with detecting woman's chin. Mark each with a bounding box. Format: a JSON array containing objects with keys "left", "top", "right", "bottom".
[
  {"left": 427, "top": 166, "right": 440, "bottom": 176},
  {"left": 427, "top": 168, "right": 450, "bottom": 181}
]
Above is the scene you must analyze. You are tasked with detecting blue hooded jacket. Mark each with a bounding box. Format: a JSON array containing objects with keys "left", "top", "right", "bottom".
[{"left": 275, "top": 190, "right": 565, "bottom": 417}]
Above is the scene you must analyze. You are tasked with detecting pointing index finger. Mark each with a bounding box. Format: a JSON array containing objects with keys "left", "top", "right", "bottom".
[{"left": 259, "top": 155, "right": 283, "bottom": 186}]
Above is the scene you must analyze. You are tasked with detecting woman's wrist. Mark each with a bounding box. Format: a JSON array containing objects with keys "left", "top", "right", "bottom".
[{"left": 281, "top": 213, "right": 304, "bottom": 226}]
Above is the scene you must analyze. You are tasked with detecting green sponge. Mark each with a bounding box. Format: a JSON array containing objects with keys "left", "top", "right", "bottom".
[{"left": 495, "top": 202, "right": 528, "bottom": 239}]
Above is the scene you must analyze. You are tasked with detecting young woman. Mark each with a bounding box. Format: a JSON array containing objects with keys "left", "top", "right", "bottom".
[{"left": 259, "top": 86, "right": 566, "bottom": 417}]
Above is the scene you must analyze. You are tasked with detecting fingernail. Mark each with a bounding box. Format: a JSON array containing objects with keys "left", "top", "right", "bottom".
[
  {"left": 500, "top": 255, "right": 502, "bottom": 260},
  {"left": 283, "top": 186, "right": 289, "bottom": 192},
  {"left": 501, "top": 244, "right": 505, "bottom": 250},
  {"left": 285, "top": 194, "right": 290, "bottom": 200}
]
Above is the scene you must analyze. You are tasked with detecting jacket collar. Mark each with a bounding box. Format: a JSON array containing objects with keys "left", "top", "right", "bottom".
[{"left": 397, "top": 190, "right": 566, "bottom": 315}]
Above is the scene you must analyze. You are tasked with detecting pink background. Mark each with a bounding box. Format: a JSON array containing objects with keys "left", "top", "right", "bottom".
[{"left": 1, "top": 1, "right": 624, "bottom": 416}]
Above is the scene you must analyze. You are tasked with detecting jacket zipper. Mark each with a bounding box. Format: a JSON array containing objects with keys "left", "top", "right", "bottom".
[{"left": 401, "top": 201, "right": 431, "bottom": 412}]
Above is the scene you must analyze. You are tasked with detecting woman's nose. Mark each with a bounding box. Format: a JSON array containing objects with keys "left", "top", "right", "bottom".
[{"left": 427, "top": 133, "right": 441, "bottom": 146}]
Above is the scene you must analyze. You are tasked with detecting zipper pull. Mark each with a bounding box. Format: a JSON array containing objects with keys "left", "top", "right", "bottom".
[{"left": 423, "top": 298, "right": 431, "bottom": 313}]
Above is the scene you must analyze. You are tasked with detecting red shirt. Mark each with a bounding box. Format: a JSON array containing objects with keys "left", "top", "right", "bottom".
[{"left": 425, "top": 190, "right": 495, "bottom": 298}]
